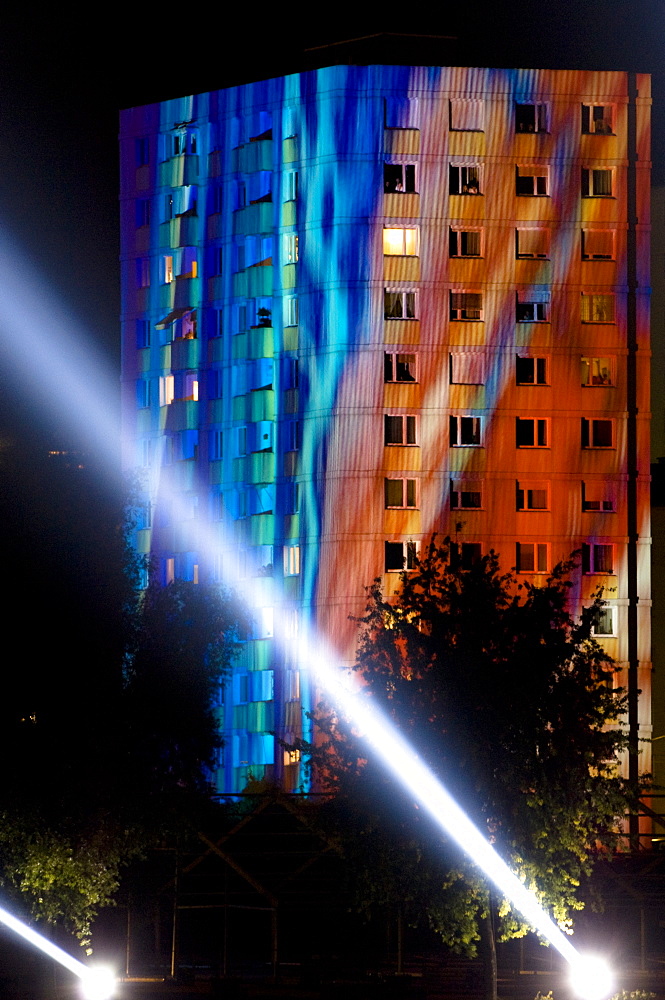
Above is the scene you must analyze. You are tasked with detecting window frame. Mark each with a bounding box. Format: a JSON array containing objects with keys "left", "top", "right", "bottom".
[
  {"left": 516, "top": 481, "right": 550, "bottom": 511},
  {"left": 591, "top": 605, "right": 616, "bottom": 636},
  {"left": 581, "top": 418, "right": 614, "bottom": 449},
  {"left": 449, "top": 227, "right": 483, "bottom": 258},
  {"left": 450, "top": 481, "right": 483, "bottom": 510},
  {"left": 515, "top": 102, "right": 549, "bottom": 134},
  {"left": 450, "top": 353, "right": 485, "bottom": 386},
  {"left": 581, "top": 357, "right": 614, "bottom": 387},
  {"left": 516, "top": 417, "right": 549, "bottom": 448},
  {"left": 450, "top": 291, "right": 483, "bottom": 321},
  {"left": 516, "top": 542, "right": 549, "bottom": 573},
  {"left": 450, "top": 415, "right": 482, "bottom": 447},
  {"left": 582, "top": 104, "right": 615, "bottom": 136},
  {"left": 383, "top": 226, "right": 419, "bottom": 257},
  {"left": 516, "top": 355, "right": 548, "bottom": 385},
  {"left": 384, "top": 414, "right": 418, "bottom": 446},
  {"left": 449, "top": 99, "right": 485, "bottom": 132},
  {"left": 582, "top": 229, "right": 615, "bottom": 260},
  {"left": 581, "top": 293, "right": 615, "bottom": 324},
  {"left": 516, "top": 291, "right": 550, "bottom": 323},
  {"left": 581, "top": 167, "right": 614, "bottom": 198},
  {"left": 516, "top": 228, "right": 550, "bottom": 259},
  {"left": 385, "top": 540, "right": 419, "bottom": 572},
  {"left": 384, "top": 163, "right": 417, "bottom": 194},
  {"left": 384, "top": 352, "right": 418, "bottom": 384},
  {"left": 516, "top": 165, "right": 549, "bottom": 196},
  {"left": 384, "top": 289, "right": 417, "bottom": 320},
  {"left": 582, "top": 543, "right": 615, "bottom": 575},
  {"left": 582, "top": 482, "right": 616, "bottom": 513},
  {"left": 385, "top": 478, "right": 418, "bottom": 509},
  {"left": 449, "top": 164, "right": 482, "bottom": 196}
]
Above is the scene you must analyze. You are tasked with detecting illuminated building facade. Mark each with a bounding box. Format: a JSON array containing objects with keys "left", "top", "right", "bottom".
[{"left": 120, "top": 66, "right": 651, "bottom": 797}]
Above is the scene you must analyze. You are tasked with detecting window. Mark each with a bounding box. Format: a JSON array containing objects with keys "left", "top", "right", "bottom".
[
  {"left": 582, "top": 168, "right": 613, "bottom": 197},
  {"left": 516, "top": 356, "right": 548, "bottom": 385},
  {"left": 182, "top": 371, "right": 199, "bottom": 401},
  {"left": 450, "top": 481, "right": 482, "bottom": 509},
  {"left": 284, "top": 296, "right": 299, "bottom": 327},
  {"left": 450, "top": 542, "right": 482, "bottom": 570},
  {"left": 136, "top": 257, "right": 150, "bottom": 288},
  {"left": 450, "top": 353, "right": 485, "bottom": 385},
  {"left": 135, "top": 137, "right": 149, "bottom": 166},
  {"left": 136, "top": 319, "right": 150, "bottom": 348},
  {"left": 286, "top": 420, "right": 301, "bottom": 452},
  {"left": 384, "top": 163, "right": 416, "bottom": 193},
  {"left": 516, "top": 228, "right": 550, "bottom": 258},
  {"left": 450, "top": 98, "right": 484, "bottom": 131},
  {"left": 136, "top": 379, "right": 150, "bottom": 408},
  {"left": 449, "top": 164, "right": 481, "bottom": 195},
  {"left": 516, "top": 542, "right": 548, "bottom": 573},
  {"left": 582, "top": 483, "right": 616, "bottom": 512},
  {"left": 516, "top": 418, "right": 548, "bottom": 448},
  {"left": 135, "top": 199, "right": 150, "bottom": 227},
  {"left": 283, "top": 544, "right": 300, "bottom": 576},
  {"left": 582, "top": 229, "right": 615, "bottom": 260},
  {"left": 385, "top": 478, "right": 417, "bottom": 508},
  {"left": 159, "top": 375, "right": 174, "bottom": 406},
  {"left": 283, "top": 170, "right": 298, "bottom": 202},
  {"left": 384, "top": 352, "right": 417, "bottom": 383},
  {"left": 383, "top": 227, "right": 419, "bottom": 256},
  {"left": 163, "top": 255, "right": 174, "bottom": 284},
  {"left": 385, "top": 541, "right": 418, "bottom": 572},
  {"left": 591, "top": 605, "right": 615, "bottom": 636},
  {"left": 516, "top": 291, "right": 550, "bottom": 322},
  {"left": 284, "top": 357, "right": 299, "bottom": 389},
  {"left": 284, "top": 232, "right": 299, "bottom": 263},
  {"left": 209, "top": 430, "right": 223, "bottom": 460},
  {"left": 515, "top": 102, "right": 549, "bottom": 133},
  {"left": 582, "top": 104, "right": 614, "bottom": 135},
  {"left": 581, "top": 418, "right": 613, "bottom": 448},
  {"left": 450, "top": 415, "right": 481, "bottom": 446},
  {"left": 449, "top": 228, "right": 482, "bottom": 257},
  {"left": 582, "top": 543, "right": 614, "bottom": 574},
  {"left": 164, "top": 193, "right": 174, "bottom": 221},
  {"left": 384, "top": 290, "right": 416, "bottom": 319},
  {"left": 516, "top": 165, "right": 548, "bottom": 196},
  {"left": 516, "top": 482, "right": 549, "bottom": 510},
  {"left": 581, "top": 357, "right": 613, "bottom": 386},
  {"left": 385, "top": 414, "right": 417, "bottom": 446},
  {"left": 450, "top": 291, "right": 483, "bottom": 320},
  {"left": 581, "top": 293, "right": 614, "bottom": 323}
]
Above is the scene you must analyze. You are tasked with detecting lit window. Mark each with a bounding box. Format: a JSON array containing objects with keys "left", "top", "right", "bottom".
[
  {"left": 516, "top": 228, "right": 550, "bottom": 258},
  {"left": 583, "top": 543, "right": 614, "bottom": 574},
  {"left": 582, "top": 104, "right": 614, "bottom": 135},
  {"left": 591, "top": 605, "right": 615, "bottom": 636},
  {"left": 163, "top": 255, "right": 174, "bottom": 284},
  {"left": 283, "top": 545, "right": 300, "bottom": 576},
  {"left": 516, "top": 165, "right": 549, "bottom": 196},
  {"left": 383, "top": 227, "right": 419, "bottom": 256},
  {"left": 284, "top": 296, "right": 299, "bottom": 327},
  {"left": 515, "top": 102, "right": 549, "bottom": 133},
  {"left": 581, "top": 357, "right": 613, "bottom": 386},
  {"left": 450, "top": 353, "right": 485, "bottom": 385},
  {"left": 450, "top": 99, "right": 484, "bottom": 132},
  {"left": 260, "top": 607, "right": 274, "bottom": 639},
  {"left": 385, "top": 541, "right": 418, "bottom": 572},
  {"left": 384, "top": 415, "right": 417, "bottom": 446},
  {"left": 450, "top": 481, "right": 482, "bottom": 509},
  {"left": 450, "top": 542, "right": 481, "bottom": 570},
  {"left": 582, "top": 168, "right": 613, "bottom": 197},
  {"left": 450, "top": 291, "right": 483, "bottom": 320},
  {"left": 516, "top": 482, "right": 549, "bottom": 510},
  {"left": 581, "top": 294, "right": 615, "bottom": 323},
  {"left": 384, "top": 352, "right": 417, "bottom": 383},
  {"left": 283, "top": 748, "right": 301, "bottom": 766},
  {"left": 581, "top": 418, "right": 614, "bottom": 449},
  {"left": 449, "top": 228, "right": 482, "bottom": 257},
  {"left": 516, "top": 291, "right": 550, "bottom": 322},
  {"left": 385, "top": 478, "right": 417, "bottom": 509},
  {"left": 384, "top": 290, "right": 417, "bottom": 319},
  {"left": 450, "top": 416, "right": 481, "bottom": 446},
  {"left": 384, "top": 164, "right": 416, "bottom": 193},
  {"left": 284, "top": 232, "right": 299, "bottom": 262},
  {"left": 182, "top": 371, "right": 199, "bottom": 400},
  {"left": 159, "top": 375, "right": 174, "bottom": 406},
  {"left": 179, "top": 247, "right": 197, "bottom": 278},
  {"left": 582, "top": 230, "right": 615, "bottom": 260},
  {"left": 516, "top": 356, "right": 548, "bottom": 385},
  {"left": 516, "top": 418, "right": 548, "bottom": 448},
  {"left": 582, "top": 483, "right": 616, "bottom": 512},
  {"left": 516, "top": 542, "right": 548, "bottom": 573},
  {"left": 449, "top": 164, "right": 481, "bottom": 195}
]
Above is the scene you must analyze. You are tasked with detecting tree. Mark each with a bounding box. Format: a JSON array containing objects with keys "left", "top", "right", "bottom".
[{"left": 300, "top": 539, "right": 639, "bottom": 991}]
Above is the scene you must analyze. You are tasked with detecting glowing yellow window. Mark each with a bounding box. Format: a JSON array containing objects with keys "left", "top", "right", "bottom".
[{"left": 383, "top": 227, "right": 418, "bottom": 256}]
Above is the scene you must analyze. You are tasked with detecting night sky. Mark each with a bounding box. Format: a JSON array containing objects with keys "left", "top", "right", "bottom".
[{"left": 0, "top": 2, "right": 661, "bottom": 449}]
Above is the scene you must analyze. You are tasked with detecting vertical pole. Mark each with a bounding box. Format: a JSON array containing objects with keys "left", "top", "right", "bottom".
[{"left": 170, "top": 843, "right": 179, "bottom": 979}]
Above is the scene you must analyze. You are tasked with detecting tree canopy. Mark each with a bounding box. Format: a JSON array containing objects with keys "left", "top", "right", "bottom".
[{"left": 301, "top": 538, "right": 639, "bottom": 954}]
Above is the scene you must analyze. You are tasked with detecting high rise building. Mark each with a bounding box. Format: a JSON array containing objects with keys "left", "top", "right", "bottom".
[{"left": 120, "top": 65, "right": 652, "bottom": 800}]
